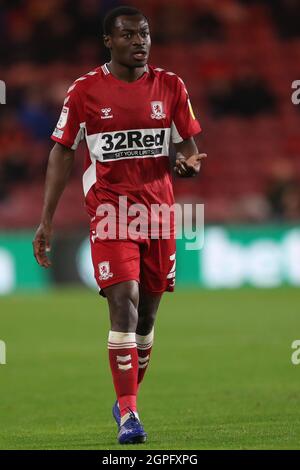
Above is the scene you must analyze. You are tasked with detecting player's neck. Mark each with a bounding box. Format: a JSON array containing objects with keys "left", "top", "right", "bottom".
[{"left": 107, "top": 61, "right": 146, "bottom": 83}]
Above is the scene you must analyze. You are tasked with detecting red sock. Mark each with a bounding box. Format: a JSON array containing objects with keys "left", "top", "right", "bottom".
[
  {"left": 136, "top": 329, "right": 154, "bottom": 389},
  {"left": 108, "top": 331, "right": 138, "bottom": 417}
]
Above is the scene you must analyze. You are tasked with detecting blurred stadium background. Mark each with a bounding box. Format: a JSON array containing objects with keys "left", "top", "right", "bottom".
[
  {"left": 1, "top": 0, "right": 300, "bottom": 450},
  {"left": 1, "top": 0, "right": 300, "bottom": 293}
]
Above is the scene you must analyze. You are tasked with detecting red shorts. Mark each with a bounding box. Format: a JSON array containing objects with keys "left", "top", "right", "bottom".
[{"left": 90, "top": 230, "right": 176, "bottom": 295}]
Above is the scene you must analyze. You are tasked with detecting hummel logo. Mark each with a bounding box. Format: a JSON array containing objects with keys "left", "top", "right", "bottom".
[{"left": 101, "top": 107, "right": 113, "bottom": 119}]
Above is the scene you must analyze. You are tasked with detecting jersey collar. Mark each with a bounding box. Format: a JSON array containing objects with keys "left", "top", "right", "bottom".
[{"left": 101, "top": 63, "right": 149, "bottom": 75}]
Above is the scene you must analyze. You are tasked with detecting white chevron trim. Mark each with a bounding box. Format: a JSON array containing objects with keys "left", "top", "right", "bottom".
[
  {"left": 117, "top": 354, "right": 131, "bottom": 363},
  {"left": 102, "top": 63, "right": 110, "bottom": 75},
  {"left": 75, "top": 76, "right": 87, "bottom": 82},
  {"left": 136, "top": 344, "right": 152, "bottom": 350},
  {"left": 118, "top": 363, "right": 132, "bottom": 371},
  {"left": 138, "top": 363, "right": 148, "bottom": 369},
  {"left": 138, "top": 355, "right": 150, "bottom": 364}
]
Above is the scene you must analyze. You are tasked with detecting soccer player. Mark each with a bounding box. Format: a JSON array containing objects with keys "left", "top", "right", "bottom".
[{"left": 33, "top": 6, "right": 206, "bottom": 444}]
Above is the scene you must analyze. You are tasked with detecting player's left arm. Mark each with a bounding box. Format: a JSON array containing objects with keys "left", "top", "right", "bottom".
[{"left": 173, "top": 137, "right": 207, "bottom": 177}]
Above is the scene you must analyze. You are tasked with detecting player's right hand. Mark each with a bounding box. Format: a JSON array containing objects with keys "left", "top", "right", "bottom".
[
  {"left": 32, "top": 223, "right": 53, "bottom": 268},
  {"left": 174, "top": 153, "right": 207, "bottom": 177}
]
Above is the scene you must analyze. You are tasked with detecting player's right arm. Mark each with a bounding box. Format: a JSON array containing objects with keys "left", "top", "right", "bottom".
[
  {"left": 33, "top": 78, "right": 85, "bottom": 267},
  {"left": 170, "top": 74, "right": 207, "bottom": 176},
  {"left": 33, "top": 143, "right": 75, "bottom": 268}
]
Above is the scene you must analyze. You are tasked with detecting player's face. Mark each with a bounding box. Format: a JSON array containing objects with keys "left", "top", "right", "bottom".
[{"left": 105, "top": 15, "right": 151, "bottom": 68}]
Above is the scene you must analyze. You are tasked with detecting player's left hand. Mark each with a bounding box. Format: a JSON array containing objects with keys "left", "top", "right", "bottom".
[{"left": 174, "top": 152, "right": 207, "bottom": 177}]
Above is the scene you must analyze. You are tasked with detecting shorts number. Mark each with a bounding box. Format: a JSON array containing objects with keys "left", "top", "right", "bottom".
[{"left": 167, "top": 253, "right": 176, "bottom": 286}]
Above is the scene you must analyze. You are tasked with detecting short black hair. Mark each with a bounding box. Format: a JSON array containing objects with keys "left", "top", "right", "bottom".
[{"left": 103, "top": 6, "right": 148, "bottom": 35}]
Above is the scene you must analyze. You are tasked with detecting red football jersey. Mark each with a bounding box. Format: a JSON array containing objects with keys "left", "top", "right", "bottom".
[{"left": 51, "top": 63, "right": 201, "bottom": 227}]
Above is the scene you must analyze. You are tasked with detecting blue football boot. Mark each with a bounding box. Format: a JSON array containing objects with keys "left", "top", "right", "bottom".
[
  {"left": 112, "top": 400, "right": 121, "bottom": 428},
  {"left": 118, "top": 409, "right": 147, "bottom": 444}
]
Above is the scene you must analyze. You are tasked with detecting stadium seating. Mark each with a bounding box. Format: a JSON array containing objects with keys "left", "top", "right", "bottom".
[{"left": 0, "top": 0, "right": 299, "bottom": 226}]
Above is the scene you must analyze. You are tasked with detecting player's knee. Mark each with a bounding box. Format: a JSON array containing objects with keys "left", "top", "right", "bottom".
[
  {"left": 104, "top": 281, "right": 139, "bottom": 331},
  {"left": 109, "top": 295, "right": 139, "bottom": 332},
  {"left": 138, "top": 309, "right": 157, "bottom": 333}
]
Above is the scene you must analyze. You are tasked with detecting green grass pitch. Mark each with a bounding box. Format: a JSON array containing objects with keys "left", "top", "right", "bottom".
[{"left": 1, "top": 287, "right": 300, "bottom": 450}]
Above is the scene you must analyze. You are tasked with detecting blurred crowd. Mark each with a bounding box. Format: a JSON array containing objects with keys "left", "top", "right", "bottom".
[{"left": 0, "top": 0, "right": 300, "bottom": 227}]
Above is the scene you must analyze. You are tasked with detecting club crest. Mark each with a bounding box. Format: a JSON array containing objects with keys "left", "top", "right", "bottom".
[
  {"left": 151, "top": 101, "right": 166, "bottom": 120},
  {"left": 98, "top": 261, "right": 113, "bottom": 281}
]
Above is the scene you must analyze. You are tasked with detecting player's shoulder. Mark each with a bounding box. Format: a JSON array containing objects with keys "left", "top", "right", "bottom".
[
  {"left": 149, "top": 65, "right": 184, "bottom": 88},
  {"left": 66, "top": 66, "right": 103, "bottom": 97}
]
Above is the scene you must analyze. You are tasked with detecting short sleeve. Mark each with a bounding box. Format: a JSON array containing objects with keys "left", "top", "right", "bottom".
[
  {"left": 171, "top": 77, "right": 201, "bottom": 144},
  {"left": 51, "top": 84, "right": 85, "bottom": 150}
]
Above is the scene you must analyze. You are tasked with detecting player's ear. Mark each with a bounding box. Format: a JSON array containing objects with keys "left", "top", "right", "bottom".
[{"left": 103, "top": 35, "right": 112, "bottom": 50}]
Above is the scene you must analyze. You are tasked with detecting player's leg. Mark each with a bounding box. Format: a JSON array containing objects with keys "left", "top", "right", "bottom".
[
  {"left": 90, "top": 233, "right": 146, "bottom": 442},
  {"left": 104, "top": 280, "right": 146, "bottom": 443},
  {"left": 136, "top": 288, "right": 162, "bottom": 388},
  {"left": 137, "top": 288, "right": 162, "bottom": 336},
  {"left": 136, "top": 237, "right": 176, "bottom": 390},
  {"left": 105, "top": 280, "right": 139, "bottom": 332},
  {"left": 104, "top": 281, "right": 140, "bottom": 420}
]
